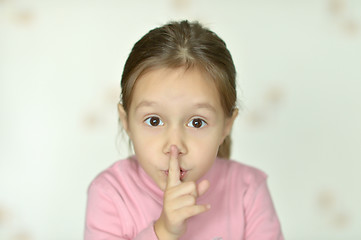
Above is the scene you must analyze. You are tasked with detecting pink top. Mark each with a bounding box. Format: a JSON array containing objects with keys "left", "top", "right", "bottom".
[{"left": 84, "top": 156, "right": 284, "bottom": 240}]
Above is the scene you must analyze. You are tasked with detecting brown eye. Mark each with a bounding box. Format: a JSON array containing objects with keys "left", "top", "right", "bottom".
[
  {"left": 145, "top": 116, "right": 164, "bottom": 127},
  {"left": 187, "top": 118, "right": 206, "bottom": 128}
]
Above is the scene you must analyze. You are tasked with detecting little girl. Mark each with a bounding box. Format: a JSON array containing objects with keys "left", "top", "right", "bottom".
[{"left": 84, "top": 20, "right": 284, "bottom": 240}]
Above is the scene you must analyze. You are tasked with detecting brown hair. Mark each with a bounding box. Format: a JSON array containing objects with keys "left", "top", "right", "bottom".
[{"left": 120, "top": 20, "right": 237, "bottom": 158}]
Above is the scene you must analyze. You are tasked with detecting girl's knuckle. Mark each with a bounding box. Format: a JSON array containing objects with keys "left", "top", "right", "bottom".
[
  {"left": 185, "top": 195, "right": 196, "bottom": 205},
  {"left": 185, "top": 207, "right": 196, "bottom": 216},
  {"left": 185, "top": 181, "right": 196, "bottom": 191}
]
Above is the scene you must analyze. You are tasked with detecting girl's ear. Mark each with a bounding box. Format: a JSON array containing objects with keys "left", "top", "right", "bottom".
[
  {"left": 221, "top": 108, "right": 239, "bottom": 142},
  {"left": 118, "top": 103, "right": 129, "bottom": 134}
]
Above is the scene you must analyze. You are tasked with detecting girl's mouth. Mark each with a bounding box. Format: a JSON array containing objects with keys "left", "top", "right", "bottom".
[{"left": 164, "top": 168, "right": 188, "bottom": 180}]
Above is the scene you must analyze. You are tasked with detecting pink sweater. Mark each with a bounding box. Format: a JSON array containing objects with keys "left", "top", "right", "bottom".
[{"left": 84, "top": 156, "right": 284, "bottom": 240}]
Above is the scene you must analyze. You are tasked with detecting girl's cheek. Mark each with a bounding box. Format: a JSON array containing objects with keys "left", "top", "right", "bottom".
[
  {"left": 189, "top": 128, "right": 222, "bottom": 142},
  {"left": 141, "top": 129, "right": 164, "bottom": 140}
]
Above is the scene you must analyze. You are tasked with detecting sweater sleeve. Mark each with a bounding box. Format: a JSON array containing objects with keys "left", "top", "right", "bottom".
[
  {"left": 243, "top": 178, "right": 284, "bottom": 240},
  {"left": 84, "top": 180, "right": 159, "bottom": 240}
]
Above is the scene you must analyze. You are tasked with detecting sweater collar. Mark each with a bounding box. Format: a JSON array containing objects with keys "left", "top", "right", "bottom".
[{"left": 131, "top": 156, "right": 164, "bottom": 204}]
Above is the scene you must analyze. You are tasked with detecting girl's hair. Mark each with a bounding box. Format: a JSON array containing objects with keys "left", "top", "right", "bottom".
[{"left": 120, "top": 20, "right": 237, "bottom": 159}]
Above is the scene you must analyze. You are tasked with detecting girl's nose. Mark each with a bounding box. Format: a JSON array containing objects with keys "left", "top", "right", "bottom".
[{"left": 163, "top": 127, "right": 187, "bottom": 156}]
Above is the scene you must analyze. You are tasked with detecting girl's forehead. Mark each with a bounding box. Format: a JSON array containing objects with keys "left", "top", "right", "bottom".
[
  {"left": 130, "top": 67, "right": 223, "bottom": 111},
  {"left": 135, "top": 66, "right": 214, "bottom": 89}
]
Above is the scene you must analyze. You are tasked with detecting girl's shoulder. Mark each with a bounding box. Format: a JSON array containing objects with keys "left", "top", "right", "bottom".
[{"left": 87, "top": 156, "right": 140, "bottom": 193}]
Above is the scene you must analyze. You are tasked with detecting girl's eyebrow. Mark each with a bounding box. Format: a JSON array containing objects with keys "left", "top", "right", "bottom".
[
  {"left": 135, "top": 100, "right": 157, "bottom": 111},
  {"left": 193, "top": 103, "right": 217, "bottom": 113},
  {"left": 135, "top": 100, "right": 216, "bottom": 113}
]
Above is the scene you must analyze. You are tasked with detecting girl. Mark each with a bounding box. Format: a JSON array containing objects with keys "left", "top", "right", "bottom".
[{"left": 84, "top": 20, "right": 284, "bottom": 240}]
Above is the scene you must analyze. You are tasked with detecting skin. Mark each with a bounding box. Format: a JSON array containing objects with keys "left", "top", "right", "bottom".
[{"left": 118, "top": 66, "right": 238, "bottom": 239}]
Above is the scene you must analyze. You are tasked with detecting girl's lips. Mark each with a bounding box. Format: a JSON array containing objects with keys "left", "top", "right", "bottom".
[{"left": 164, "top": 168, "right": 188, "bottom": 180}]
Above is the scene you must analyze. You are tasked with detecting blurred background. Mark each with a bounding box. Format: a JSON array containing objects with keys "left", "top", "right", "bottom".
[{"left": 0, "top": 0, "right": 360, "bottom": 239}]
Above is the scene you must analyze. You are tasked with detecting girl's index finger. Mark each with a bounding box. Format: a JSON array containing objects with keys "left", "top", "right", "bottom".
[{"left": 167, "top": 145, "right": 181, "bottom": 188}]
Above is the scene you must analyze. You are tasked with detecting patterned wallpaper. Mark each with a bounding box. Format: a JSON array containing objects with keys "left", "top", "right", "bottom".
[{"left": 0, "top": 0, "right": 360, "bottom": 239}]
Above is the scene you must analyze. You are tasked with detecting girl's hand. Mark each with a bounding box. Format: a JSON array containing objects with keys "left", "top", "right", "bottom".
[{"left": 154, "top": 145, "right": 210, "bottom": 240}]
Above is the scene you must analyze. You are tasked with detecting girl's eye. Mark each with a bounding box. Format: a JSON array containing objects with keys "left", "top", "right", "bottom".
[
  {"left": 144, "top": 116, "right": 164, "bottom": 127},
  {"left": 187, "top": 118, "right": 207, "bottom": 129}
]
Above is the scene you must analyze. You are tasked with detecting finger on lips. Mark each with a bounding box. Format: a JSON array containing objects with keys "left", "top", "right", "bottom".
[{"left": 167, "top": 145, "right": 181, "bottom": 188}]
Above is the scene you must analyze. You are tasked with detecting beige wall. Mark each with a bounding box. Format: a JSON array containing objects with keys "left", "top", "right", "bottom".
[{"left": 0, "top": 0, "right": 360, "bottom": 239}]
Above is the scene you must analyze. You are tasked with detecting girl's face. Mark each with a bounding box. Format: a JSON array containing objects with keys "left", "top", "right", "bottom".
[{"left": 119, "top": 67, "right": 237, "bottom": 191}]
